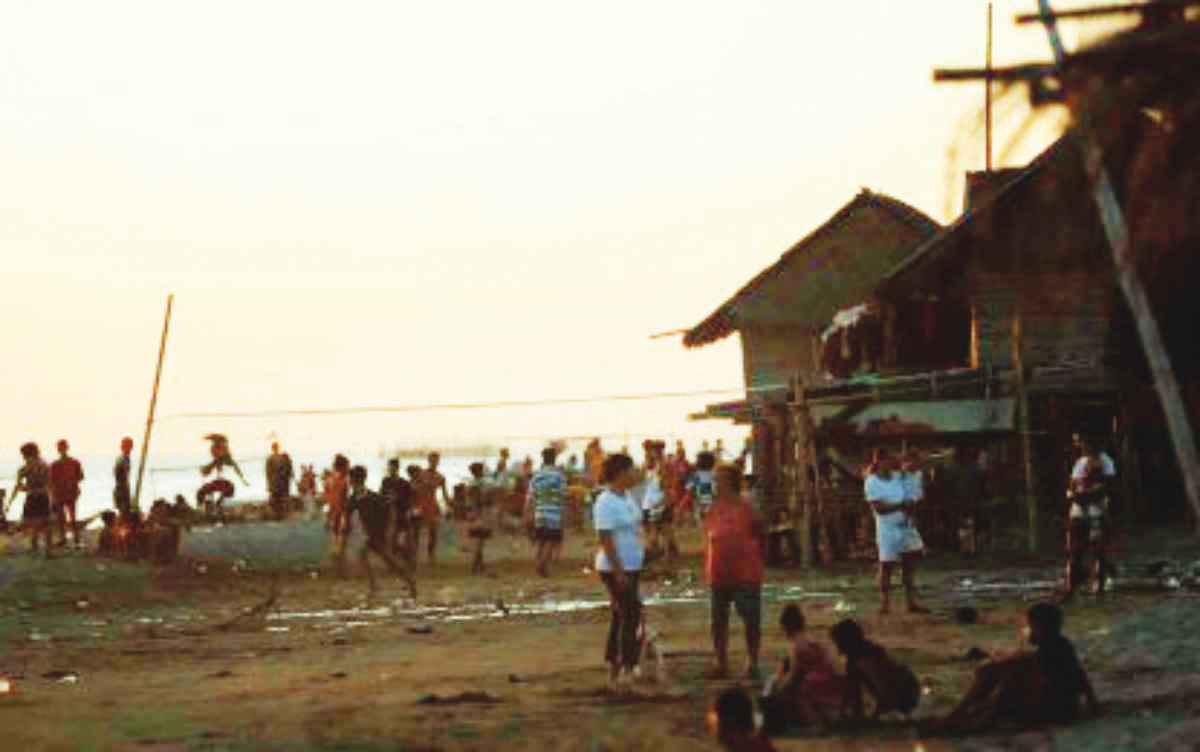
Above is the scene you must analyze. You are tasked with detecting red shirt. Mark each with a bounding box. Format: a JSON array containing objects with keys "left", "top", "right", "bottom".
[
  {"left": 704, "top": 500, "right": 764, "bottom": 587},
  {"left": 49, "top": 457, "right": 84, "bottom": 503}
]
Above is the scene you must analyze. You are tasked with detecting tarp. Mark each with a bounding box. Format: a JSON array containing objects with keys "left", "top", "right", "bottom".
[{"left": 813, "top": 398, "right": 1016, "bottom": 436}]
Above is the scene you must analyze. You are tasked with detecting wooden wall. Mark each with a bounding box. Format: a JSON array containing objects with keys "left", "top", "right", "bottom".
[
  {"left": 741, "top": 324, "right": 822, "bottom": 390},
  {"left": 970, "top": 272, "right": 1116, "bottom": 373}
]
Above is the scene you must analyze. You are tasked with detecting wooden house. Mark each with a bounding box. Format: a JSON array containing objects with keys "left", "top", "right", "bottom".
[
  {"left": 682, "top": 189, "right": 940, "bottom": 517},
  {"left": 790, "top": 130, "right": 1198, "bottom": 564}
]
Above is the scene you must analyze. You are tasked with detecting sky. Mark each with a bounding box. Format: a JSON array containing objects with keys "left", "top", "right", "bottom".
[{"left": 0, "top": 1, "right": 1122, "bottom": 461}]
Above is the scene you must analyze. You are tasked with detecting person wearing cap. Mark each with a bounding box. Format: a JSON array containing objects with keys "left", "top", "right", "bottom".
[
  {"left": 114, "top": 437, "right": 134, "bottom": 515},
  {"left": 49, "top": 439, "right": 85, "bottom": 549}
]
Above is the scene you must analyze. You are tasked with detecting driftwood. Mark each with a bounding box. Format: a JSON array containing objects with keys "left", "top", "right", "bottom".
[{"left": 215, "top": 576, "right": 280, "bottom": 632}]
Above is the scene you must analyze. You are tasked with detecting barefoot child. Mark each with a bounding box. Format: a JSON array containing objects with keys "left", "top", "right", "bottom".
[
  {"left": 465, "top": 462, "right": 493, "bottom": 575},
  {"left": 343, "top": 465, "right": 417, "bottom": 598},
  {"left": 706, "top": 688, "right": 779, "bottom": 752},
  {"left": 761, "top": 605, "right": 846, "bottom": 733},
  {"left": 933, "top": 602, "right": 1099, "bottom": 734},
  {"left": 830, "top": 619, "right": 920, "bottom": 722}
]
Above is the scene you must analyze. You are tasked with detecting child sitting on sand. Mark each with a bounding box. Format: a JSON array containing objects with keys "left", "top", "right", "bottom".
[
  {"left": 929, "top": 602, "right": 1099, "bottom": 735},
  {"left": 830, "top": 619, "right": 920, "bottom": 723},
  {"left": 706, "top": 688, "right": 779, "bottom": 752},
  {"left": 761, "top": 604, "right": 846, "bottom": 732}
]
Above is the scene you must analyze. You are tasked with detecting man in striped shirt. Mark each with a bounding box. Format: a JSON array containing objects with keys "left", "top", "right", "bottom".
[{"left": 526, "top": 447, "right": 566, "bottom": 577}]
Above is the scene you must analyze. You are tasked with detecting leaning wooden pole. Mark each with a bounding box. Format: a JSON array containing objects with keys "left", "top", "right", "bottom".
[
  {"left": 1036, "top": 0, "right": 1200, "bottom": 531},
  {"left": 133, "top": 294, "right": 175, "bottom": 511}
]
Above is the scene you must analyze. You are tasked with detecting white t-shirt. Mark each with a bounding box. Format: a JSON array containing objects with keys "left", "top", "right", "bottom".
[
  {"left": 1071, "top": 453, "right": 1116, "bottom": 480},
  {"left": 593, "top": 488, "right": 644, "bottom": 573},
  {"left": 865, "top": 473, "right": 922, "bottom": 562},
  {"left": 901, "top": 470, "right": 924, "bottom": 503},
  {"left": 641, "top": 470, "right": 665, "bottom": 511}
]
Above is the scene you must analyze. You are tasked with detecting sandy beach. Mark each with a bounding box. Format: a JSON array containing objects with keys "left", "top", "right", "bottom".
[{"left": 1, "top": 523, "right": 1199, "bottom": 751}]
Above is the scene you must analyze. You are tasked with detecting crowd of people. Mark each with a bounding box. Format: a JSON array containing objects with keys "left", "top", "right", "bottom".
[{"left": 0, "top": 431, "right": 1113, "bottom": 745}]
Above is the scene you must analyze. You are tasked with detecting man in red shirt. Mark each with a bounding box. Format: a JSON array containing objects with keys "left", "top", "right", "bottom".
[
  {"left": 705, "top": 463, "right": 766, "bottom": 681},
  {"left": 49, "top": 439, "right": 85, "bottom": 549}
]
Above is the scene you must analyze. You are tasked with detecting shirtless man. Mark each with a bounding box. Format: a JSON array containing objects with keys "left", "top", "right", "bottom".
[
  {"left": 380, "top": 458, "right": 415, "bottom": 562},
  {"left": 201, "top": 433, "right": 249, "bottom": 485},
  {"left": 342, "top": 465, "right": 417, "bottom": 598},
  {"left": 114, "top": 437, "right": 134, "bottom": 516},
  {"left": 413, "top": 453, "right": 450, "bottom": 566}
]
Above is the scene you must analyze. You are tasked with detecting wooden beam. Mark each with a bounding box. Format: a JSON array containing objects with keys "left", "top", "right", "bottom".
[
  {"left": 1033, "top": 0, "right": 1200, "bottom": 532},
  {"left": 1016, "top": 0, "right": 1200, "bottom": 24},
  {"left": 1012, "top": 310, "right": 1039, "bottom": 552},
  {"left": 791, "top": 376, "right": 815, "bottom": 569},
  {"left": 133, "top": 294, "right": 174, "bottom": 511}
]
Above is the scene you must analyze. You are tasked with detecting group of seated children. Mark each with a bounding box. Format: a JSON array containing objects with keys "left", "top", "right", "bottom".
[
  {"left": 97, "top": 495, "right": 193, "bottom": 564},
  {"left": 706, "top": 601, "right": 1098, "bottom": 749}
]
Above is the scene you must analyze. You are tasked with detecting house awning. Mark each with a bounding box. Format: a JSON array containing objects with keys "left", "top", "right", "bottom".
[
  {"left": 812, "top": 398, "right": 1017, "bottom": 437},
  {"left": 690, "top": 387, "right": 792, "bottom": 423}
]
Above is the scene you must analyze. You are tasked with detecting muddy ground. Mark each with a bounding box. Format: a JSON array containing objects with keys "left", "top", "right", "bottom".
[{"left": 1, "top": 524, "right": 1199, "bottom": 752}]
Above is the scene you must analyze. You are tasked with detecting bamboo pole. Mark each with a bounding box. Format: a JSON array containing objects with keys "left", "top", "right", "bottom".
[
  {"left": 986, "top": 2, "right": 994, "bottom": 172},
  {"left": 1012, "top": 310, "right": 1038, "bottom": 552},
  {"left": 1036, "top": 0, "right": 1200, "bottom": 532},
  {"left": 792, "top": 377, "right": 814, "bottom": 569},
  {"left": 133, "top": 294, "right": 174, "bottom": 511}
]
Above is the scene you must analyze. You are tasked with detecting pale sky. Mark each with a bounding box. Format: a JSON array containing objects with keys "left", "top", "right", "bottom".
[{"left": 1, "top": 1, "right": 1120, "bottom": 459}]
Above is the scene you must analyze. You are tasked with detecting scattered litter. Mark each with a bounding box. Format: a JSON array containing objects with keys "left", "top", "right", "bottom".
[
  {"left": 193, "top": 563, "right": 209, "bottom": 575},
  {"left": 407, "top": 625, "right": 433, "bottom": 635},
  {"left": 833, "top": 600, "right": 855, "bottom": 613},
  {"left": 416, "top": 691, "right": 500, "bottom": 705},
  {"left": 508, "top": 674, "right": 527, "bottom": 684},
  {"left": 331, "top": 638, "right": 348, "bottom": 646},
  {"left": 75, "top": 600, "right": 90, "bottom": 610},
  {"left": 954, "top": 607, "right": 979, "bottom": 625},
  {"left": 963, "top": 647, "right": 989, "bottom": 662},
  {"left": 330, "top": 672, "right": 348, "bottom": 679},
  {"left": 309, "top": 571, "right": 319, "bottom": 580},
  {"left": 95, "top": 564, "right": 107, "bottom": 572},
  {"left": 1167, "top": 577, "right": 1182, "bottom": 590},
  {"left": 266, "top": 626, "right": 290, "bottom": 633},
  {"left": 210, "top": 670, "right": 235, "bottom": 679},
  {"left": 42, "top": 670, "right": 79, "bottom": 682}
]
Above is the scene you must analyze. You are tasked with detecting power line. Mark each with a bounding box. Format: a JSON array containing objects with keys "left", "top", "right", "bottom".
[{"left": 162, "top": 384, "right": 786, "bottom": 421}]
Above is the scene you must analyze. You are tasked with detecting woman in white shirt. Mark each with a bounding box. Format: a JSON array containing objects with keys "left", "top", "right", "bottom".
[
  {"left": 865, "top": 448, "right": 927, "bottom": 615},
  {"left": 593, "top": 452, "right": 646, "bottom": 691}
]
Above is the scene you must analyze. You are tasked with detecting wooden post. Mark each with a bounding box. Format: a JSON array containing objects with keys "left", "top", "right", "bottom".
[
  {"left": 986, "top": 2, "right": 994, "bottom": 172},
  {"left": 1012, "top": 309, "right": 1038, "bottom": 552},
  {"left": 793, "top": 378, "right": 814, "bottom": 569},
  {"left": 1036, "top": 0, "right": 1200, "bottom": 532},
  {"left": 133, "top": 294, "right": 174, "bottom": 511}
]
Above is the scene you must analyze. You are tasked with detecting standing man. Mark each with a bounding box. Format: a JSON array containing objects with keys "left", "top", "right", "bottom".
[
  {"left": 1064, "top": 435, "right": 1117, "bottom": 598},
  {"left": 265, "top": 442, "right": 294, "bottom": 521},
  {"left": 414, "top": 452, "right": 450, "bottom": 566},
  {"left": 15, "top": 443, "right": 54, "bottom": 557},
  {"left": 114, "top": 437, "right": 134, "bottom": 516},
  {"left": 526, "top": 447, "right": 567, "bottom": 577},
  {"left": 380, "top": 458, "right": 415, "bottom": 562},
  {"left": 49, "top": 439, "right": 85, "bottom": 549}
]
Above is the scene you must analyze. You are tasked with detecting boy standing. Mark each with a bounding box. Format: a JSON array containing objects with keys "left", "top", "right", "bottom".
[{"left": 49, "top": 439, "right": 85, "bottom": 549}]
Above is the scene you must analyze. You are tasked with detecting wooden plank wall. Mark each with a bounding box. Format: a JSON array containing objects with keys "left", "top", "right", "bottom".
[{"left": 970, "top": 273, "right": 1115, "bottom": 376}]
